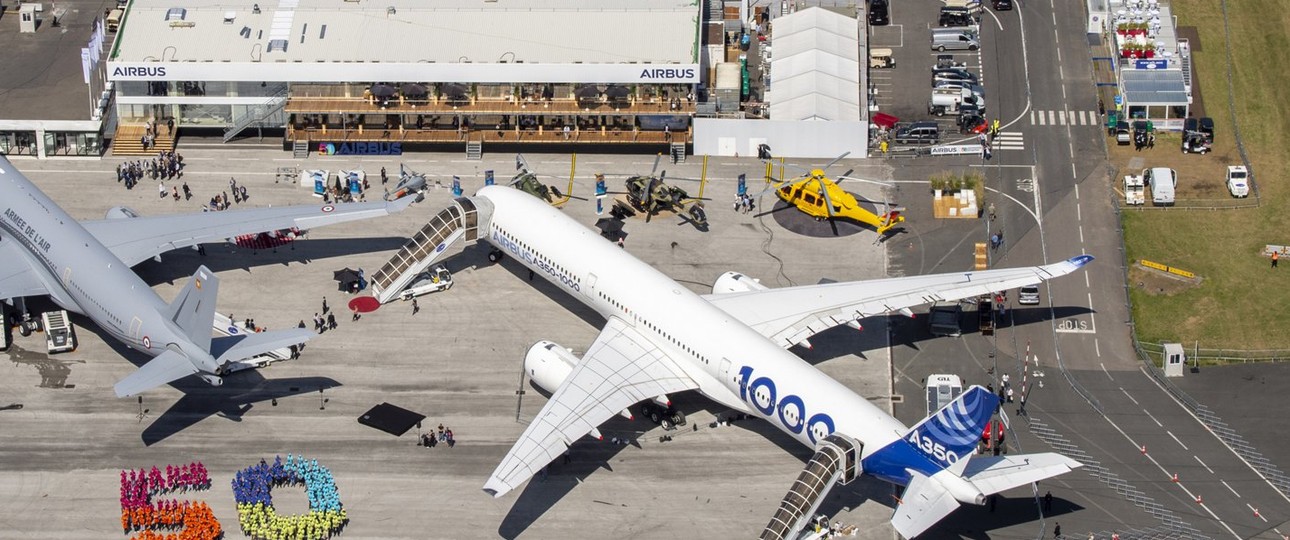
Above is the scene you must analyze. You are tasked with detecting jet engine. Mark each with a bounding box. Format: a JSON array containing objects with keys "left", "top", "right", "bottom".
[
  {"left": 711, "top": 271, "right": 768, "bottom": 294},
  {"left": 524, "top": 340, "right": 580, "bottom": 395},
  {"left": 105, "top": 206, "right": 141, "bottom": 219}
]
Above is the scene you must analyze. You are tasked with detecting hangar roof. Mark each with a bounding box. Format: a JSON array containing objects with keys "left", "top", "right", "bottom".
[
  {"left": 768, "top": 8, "right": 862, "bottom": 122},
  {"left": 112, "top": 0, "right": 700, "bottom": 65}
]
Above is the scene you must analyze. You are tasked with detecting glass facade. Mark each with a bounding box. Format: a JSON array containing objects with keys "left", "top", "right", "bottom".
[
  {"left": 42, "top": 131, "right": 103, "bottom": 157},
  {"left": 0, "top": 131, "right": 39, "bottom": 155}
]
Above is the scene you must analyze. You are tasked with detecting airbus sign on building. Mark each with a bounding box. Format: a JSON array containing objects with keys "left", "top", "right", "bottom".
[{"left": 105, "top": 62, "right": 701, "bottom": 84}]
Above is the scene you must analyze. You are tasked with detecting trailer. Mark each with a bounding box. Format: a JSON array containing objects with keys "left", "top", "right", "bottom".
[
  {"left": 1124, "top": 174, "right": 1145, "bottom": 205},
  {"left": 41, "top": 310, "right": 76, "bottom": 354}
]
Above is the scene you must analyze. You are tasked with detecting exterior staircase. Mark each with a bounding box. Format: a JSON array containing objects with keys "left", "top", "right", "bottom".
[{"left": 111, "top": 124, "right": 175, "bottom": 156}]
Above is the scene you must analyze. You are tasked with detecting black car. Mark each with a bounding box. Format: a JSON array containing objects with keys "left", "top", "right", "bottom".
[
  {"left": 993, "top": 0, "right": 1014, "bottom": 10},
  {"left": 939, "top": 12, "right": 974, "bottom": 27},
  {"left": 869, "top": 0, "right": 890, "bottom": 26},
  {"left": 932, "top": 68, "right": 979, "bottom": 84},
  {"left": 893, "top": 121, "right": 942, "bottom": 145}
]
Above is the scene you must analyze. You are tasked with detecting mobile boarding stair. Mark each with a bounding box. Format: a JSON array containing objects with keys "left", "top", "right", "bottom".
[
  {"left": 369, "top": 197, "right": 492, "bottom": 304},
  {"left": 761, "top": 434, "right": 862, "bottom": 540}
]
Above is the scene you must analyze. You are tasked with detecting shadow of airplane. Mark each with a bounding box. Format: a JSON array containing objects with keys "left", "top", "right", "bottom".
[
  {"left": 73, "top": 315, "right": 341, "bottom": 446},
  {"left": 130, "top": 236, "right": 410, "bottom": 286},
  {"left": 925, "top": 494, "right": 1085, "bottom": 539}
]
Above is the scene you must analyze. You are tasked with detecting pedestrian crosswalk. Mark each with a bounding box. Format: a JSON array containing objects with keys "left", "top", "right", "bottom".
[
  {"left": 993, "top": 132, "right": 1024, "bottom": 151},
  {"left": 1029, "top": 109, "right": 1101, "bottom": 126}
]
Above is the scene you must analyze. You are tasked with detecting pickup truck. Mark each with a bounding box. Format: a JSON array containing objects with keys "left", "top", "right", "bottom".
[{"left": 929, "top": 303, "right": 963, "bottom": 337}]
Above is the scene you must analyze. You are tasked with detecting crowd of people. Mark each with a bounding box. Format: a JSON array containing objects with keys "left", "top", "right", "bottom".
[
  {"left": 207, "top": 177, "right": 253, "bottom": 212},
  {"left": 232, "top": 454, "right": 347, "bottom": 540},
  {"left": 119, "top": 462, "right": 220, "bottom": 539},
  {"left": 419, "top": 424, "right": 456, "bottom": 448},
  {"left": 121, "top": 463, "right": 211, "bottom": 505},
  {"left": 116, "top": 151, "right": 185, "bottom": 190},
  {"left": 120, "top": 500, "right": 222, "bottom": 540}
]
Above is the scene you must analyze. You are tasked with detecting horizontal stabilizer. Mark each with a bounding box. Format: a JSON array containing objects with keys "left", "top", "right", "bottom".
[
  {"left": 892, "top": 470, "right": 961, "bottom": 539},
  {"left": 115, "top": 350, "right": 199, "bottom": 398},
  {"left": 212, "top": 328, "right": 314, "bottom": 366},
  {"left": 167, "top": 266, "right": 220, "bottom": 352},
  {"left": 962, "top": 453, "right": 1083, "bottom": 496}
]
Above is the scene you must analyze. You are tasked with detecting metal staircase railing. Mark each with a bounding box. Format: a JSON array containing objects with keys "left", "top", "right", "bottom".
[
  {"left": 223, "top": 85, "right": 289, "bottom": 142},
  {"left": 370, "top": 197, "right": 488, "bottom": 303},
  {"left": 761, "top": 435, "right": 861, "bottom": 540}
]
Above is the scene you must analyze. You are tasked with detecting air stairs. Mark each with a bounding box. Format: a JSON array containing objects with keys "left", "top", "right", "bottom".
[
  {"left": 761, "top": 435, "right": 862, "bottom": 540},
  {"left": 369, "top": 197, "right": 493, "bottom": 304}
]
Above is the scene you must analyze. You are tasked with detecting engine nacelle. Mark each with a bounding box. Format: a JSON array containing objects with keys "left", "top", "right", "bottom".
[
  {"left": 524, "top": 340, "right": 579, "bottom": 395},
  {"left": 105, "top": 206, "right": 142, "bottom": 220},
  {"left": 711, "top": 271, "right": 768, "bottom": 295}
]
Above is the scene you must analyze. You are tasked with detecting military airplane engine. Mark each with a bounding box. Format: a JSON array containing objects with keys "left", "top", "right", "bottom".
[{"left": 105, "top": 206, "right": 142, "bottom": 219}]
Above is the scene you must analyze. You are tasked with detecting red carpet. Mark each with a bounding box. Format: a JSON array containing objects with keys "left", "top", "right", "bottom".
[{"left": 348, "top": 296, "right": 381, "bottom": 313}]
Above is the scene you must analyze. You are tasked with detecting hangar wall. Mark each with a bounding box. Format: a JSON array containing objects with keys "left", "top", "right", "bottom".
[{"left": 693, "top": 118, "right": 869, "bottom": 159}]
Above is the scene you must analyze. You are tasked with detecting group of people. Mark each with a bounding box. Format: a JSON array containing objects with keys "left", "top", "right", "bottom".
[
  {"left": 732, "top": 193, "right": 756, "bottom": 214},
  {"left": 232, "top": 454, "right": 347, "bottom": 540},
  {"left": 321, "top": 174, "right": 370, "bottom": 204},
  {"left": 139, "top": 118, "right": 175, "bottom": 151},
  {"left": 120, "top": 500, "right": 222, "bottom": 540},
  {"left": 205, "top": 177, "right": 252, "bottom": 212},
  {"left": 121, "top": 463, "right": 211, "bottom": 506},
  {"left": 418, "top": 424, "right": 456, "bottom": 448},
  {"left": 116, "top": 151, "right": 185, "bottom": 190}
]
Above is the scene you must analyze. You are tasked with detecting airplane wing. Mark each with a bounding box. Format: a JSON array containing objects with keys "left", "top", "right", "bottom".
[
  {"left": 81, "top": 197, "right": 416, "bottom": 267},
  {"left": 704, "top": 255, "right": 1093, "bottom": 348},
  {"left": 483, "top": 316, "right": 698, "bottom": 498},
  {"left": 0, "top": 239, "right": 49, "bottom": 299}
]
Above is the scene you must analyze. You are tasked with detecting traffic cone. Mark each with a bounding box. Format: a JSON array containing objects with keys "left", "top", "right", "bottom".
[
  {"left": 1253, "top": 507, "right": 1260, "bottom": 518},
  {"left": 1195, "top": 494, "right": 1203, "bottom": 504},
  {"left": 1172, "top": 473, "right": 1179, "bottom": 483},
  {"left": 1141, "top": 444, "right": 1147, "bottom": 455}
]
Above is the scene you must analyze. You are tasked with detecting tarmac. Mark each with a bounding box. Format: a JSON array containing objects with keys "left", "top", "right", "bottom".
[{"left": 0, "top": 146, "right": 900, "bottom": 539}]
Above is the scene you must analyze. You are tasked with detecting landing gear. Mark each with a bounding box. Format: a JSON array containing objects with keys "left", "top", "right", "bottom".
[{"left": 487, "top": 249, "right": 504, "bottom": 263}]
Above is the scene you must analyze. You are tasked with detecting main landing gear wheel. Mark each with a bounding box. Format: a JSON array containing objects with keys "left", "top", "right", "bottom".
[{"left": 488, "top": 249, "right": 504, "bottom": 263}]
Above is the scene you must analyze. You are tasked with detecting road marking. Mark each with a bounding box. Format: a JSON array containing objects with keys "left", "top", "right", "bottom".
[
  {"left": 1075, "top": 183, "right": 1080, "bottom": 200},
  {"left": 1101, "top": 362, "right": 1112, "bottom": 379},
  {"left": 1087, "top": 292, "right": 1096, "bottom": 331},
  {"left": 1058, "top": 111, "right": 1067, "bottom": 125},
  {"left": 1094, "top": 339, "right": 1101, "bottom": 357},
  {"left": 1250, "top": 503, "right": 1267, "bottom": 522},
  {"left": 1078, "top": 224, "right": 1084, "bottom": 243},
  {"left": 1223, "top": 480, "right": 1241, "bottom": 497},
  {"left": 1084, "top": 271, "right": 1090, "bottom": 288},
  {"left": 1144, "top": 409, "right": 1163, "bottom": 427},
  {"left": 1195, "top": 455, "right": 1214, "bottom": 474},
  {"left": 1168, "top": 431, "right": 1189, "bottom": 450},
  {"left": 1120, "top": 387, "right": 1139, "bottom": 405},
  {"left": 229, "top": 158, "right": 258, "bottom": 161},
  {"left": 1047, "top": 111, "right": 1054, "bottom": 125},
  {"left": 1077, "top": 204, "right": 1082, "bottom": 222}
]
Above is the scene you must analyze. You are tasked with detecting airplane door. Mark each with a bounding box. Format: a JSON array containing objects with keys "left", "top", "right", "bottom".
[
  {"left": 585, "top": 273, "right": 597, "bottom": 300},
  {"left": 129, "top": 317, "right": 143, "bottom": 339},
  {"left": 720, "top": 358, "right": 733, "bottom": 384}
]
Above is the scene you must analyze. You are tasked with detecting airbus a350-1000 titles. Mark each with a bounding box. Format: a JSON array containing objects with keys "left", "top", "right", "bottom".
[
  {"left": 0, "top": 156, "right": 413, "bottom": 397},
  {"left": 435, "top": 185, "right": 1093, "bottom": 538}
]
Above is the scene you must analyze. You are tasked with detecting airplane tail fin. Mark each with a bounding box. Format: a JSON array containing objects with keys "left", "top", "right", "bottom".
[
  {"left": 905, "top": 385, "right": 998, "bottom": 468},
  {"left": 114, "top": 349, "right": 199, "bottom": 398},
  {"left": 166, "top": 266, "right": 220, "bottom": 352}
]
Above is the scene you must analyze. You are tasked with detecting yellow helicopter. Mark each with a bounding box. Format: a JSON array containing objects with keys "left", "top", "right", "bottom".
[{"left": 761, "top": 152, "right": 905, "bottom": 235}]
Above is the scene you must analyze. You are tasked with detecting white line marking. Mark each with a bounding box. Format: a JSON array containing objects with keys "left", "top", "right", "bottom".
[
  {"left": 1120, "top": 387, "right": 1139, "bottom": 405},
  {"left": 1030, "top": 110, "right": 1036, "bottom": 124},
  {"left": 1075, "top": 183, "right": 1080, "bottom": 199},
  {"left": 1101, "top": 362, "right": 1112, "bottom": 378},
  {"left": 1047, "top": 110, "right": 1054, "bottom": 125},
  {"left": 1078, "top": 224, "right": 1084, "bottom": 243},
  {"left": 1058, "top": 111, "right": 1067, "bottom": 125},
  {"left": 1094, "top": 339, "right": 1101, "bottom": 357},
  {"left": 1223, "top": 480, "right": 1241, "bottom": 497},
  {"left": 1144, "top": 409, "right": 1163, "bottom": 427},
  {"left": 1084, "top": 271, "right": 1090, "bottom": 287},
  {"left": 1077, "top": 204, "right": 1082, "bottom": 221},
  {"left": 1194, "top": 455, "right": 1214, "bottom": 473},
  {"left": 1168, "top": 431, "right": 1189, "bottom": 450}
]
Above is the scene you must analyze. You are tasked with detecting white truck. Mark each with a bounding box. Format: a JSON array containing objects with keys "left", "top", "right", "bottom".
[
  {"left": 928, "top": 87, "right": 983, "bottom": 116},
  {"left": 1144, "top": 167, "right": 1177, "bottom": 206},
  {"left": 1124, "top": 174, "right": 1145, "bottom": 205},
  {"left": 212, "top": 313, "right": 293, "bottom": 374},
  {"left": 1226, "top": 165, "right": 1250, "bottom": 197},
  {"left": 926, "top": 374, "right": 965, "bottom": 416},
  {"left": 41, "top": 310, "right": 76, "bottom": 354}
]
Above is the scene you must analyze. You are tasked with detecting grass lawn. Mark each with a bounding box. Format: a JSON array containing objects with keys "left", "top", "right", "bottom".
[{"left": 1121, "top": 0, "right": 1290, "bottom": 349}]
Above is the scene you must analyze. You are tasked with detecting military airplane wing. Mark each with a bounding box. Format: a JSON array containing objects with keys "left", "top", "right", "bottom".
[
  {"left": 0, "top": 238, "right": 51, "bottom": 300},
  {"left": 81, "top": 197, "right": 416, "bottom": 267}
]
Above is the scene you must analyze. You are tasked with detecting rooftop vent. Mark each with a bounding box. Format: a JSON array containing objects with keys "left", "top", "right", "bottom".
[
  {"left": 267, "top": 39, "right": 288, "bottom": 53},
  {"left": 165, "top": 7, "right": 187, "bottom": 21},
  {"left": 224, "top": 11, "right": 236, "bottom": 24}
]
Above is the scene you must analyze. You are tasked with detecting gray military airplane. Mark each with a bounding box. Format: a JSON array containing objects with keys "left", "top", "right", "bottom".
[{"left": 0, "top": 156, "right": 413, "bottom": 398}]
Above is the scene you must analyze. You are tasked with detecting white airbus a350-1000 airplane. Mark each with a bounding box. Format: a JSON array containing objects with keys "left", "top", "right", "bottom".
[
  {"left": 0, "top": 157, "right": 413, "bottom": 398},
  {"left": 457, "top": 185, "right": 1092, "bottom": 537}
]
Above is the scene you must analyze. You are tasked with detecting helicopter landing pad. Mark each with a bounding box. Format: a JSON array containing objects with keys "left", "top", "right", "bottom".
[{"left": 766, "top": 196, "right": 881, "bottom": 238}]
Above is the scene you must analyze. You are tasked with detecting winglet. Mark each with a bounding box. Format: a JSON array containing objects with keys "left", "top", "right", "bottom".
[
  {"left": 1067, "top": 254, "right": 1095, "bottom": 267},
  {"left": 386, "top": 193, "right": 417, "bottom": 213},
  {"left": 1040, "top": 254, "right": 1096, "bottom": 277}
]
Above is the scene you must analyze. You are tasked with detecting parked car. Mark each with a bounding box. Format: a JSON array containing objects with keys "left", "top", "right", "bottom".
[
  {"left": 1018, "top": 285, "right": 1041, "bottom": 305},
  {"left": 1226, "top": 165, "right": 1250, "bottom": 198},
  {"left": 939, "top": 12, "right": 975, "bottom": 27},
  {"left": 931, "top": 31, "right": 980, "bottom": 51},
  {"left": 993, "top": 0, "right": 1014, "bottom": 10},
  {"left": 869, "top": 0, "right": 890, "bottom": 26},
  {"left": 399, "top": 266, "right": 453, "bottom": 300},
  {"left": 1114, "top": 121, "right": 1131, "bottom": 145},
  {"left": 931, "top": 68, "right": 979, "bottom": 84},
  {"left": 893, "top": 121, "right": 941, "bottom": 145}
]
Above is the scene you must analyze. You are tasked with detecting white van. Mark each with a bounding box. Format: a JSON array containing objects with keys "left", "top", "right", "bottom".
[
  {"left": 106, "top": 8, "right": 124, "bottom": 32},
  {"left": 926, "top": 374, "right": 965, "bottom": 416},
  {"left": 932, "top": 30, "right": 980, "bottom": 51},
  {"left": 1145, "top": 167, "right": 1177, "bottom": 206}
]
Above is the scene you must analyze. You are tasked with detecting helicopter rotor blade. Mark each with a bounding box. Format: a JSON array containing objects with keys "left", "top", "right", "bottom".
[
  {"left": 820, "top": 151, "right": 852, "bottom": 171},
  {"left": 835, "top": 175, "right": 897, "bottom": 188},
  {"left": 650, "top": 153, "right": 662, "bottom": 177},
  {"left": 818, "top": 180, "right": 837, "bottom": 218}
]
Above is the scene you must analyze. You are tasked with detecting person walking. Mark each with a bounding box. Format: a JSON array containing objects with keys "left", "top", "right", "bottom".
[
  {"left": 412, "top": 298, "right": 420, "bottom": 315},
  {"left": 1043, "top": 491, "right": 1053, "bottom": 512},
  {"left": 1273, "top": 250, "right": 1279, "bottom": 268},
  {"left": 322, "top": 297, "right": 329, "bottom": 314},
  {"left": 326, "top": 312, "right": 337, "bottom": 330},
  {"left": 1054, "top": 522, "right": 1061, "bottom": 539}
]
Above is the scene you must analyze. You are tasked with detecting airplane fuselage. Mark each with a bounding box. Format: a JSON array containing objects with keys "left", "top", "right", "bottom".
[
  {"left": 1, "top": 164, "right": 188, "bottom": 358},
  {"left": 478, "top": 186, "right": 909, "bottom": 474}
]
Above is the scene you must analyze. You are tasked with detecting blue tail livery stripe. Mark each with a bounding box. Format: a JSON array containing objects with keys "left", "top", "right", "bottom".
[{"left": 906, "top": 386, "right": 998, "bottom": 467}]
